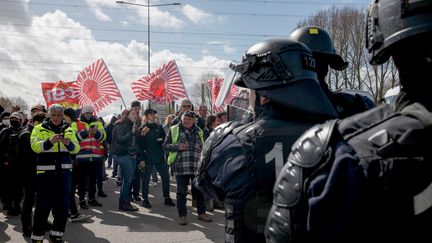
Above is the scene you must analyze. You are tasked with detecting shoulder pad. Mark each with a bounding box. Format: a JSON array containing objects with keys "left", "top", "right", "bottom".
[
  {"left": 210, "top": 121, "right": 241, "bottom": 146},
  {"left": 287, "top": 119, "right": 338, "bottom": 168},
  {"left": 272, "top": 161, "right": 303, "bottom": 207},
  {"left": 200, "top": 121, "right": 241, "bottom": 163}
]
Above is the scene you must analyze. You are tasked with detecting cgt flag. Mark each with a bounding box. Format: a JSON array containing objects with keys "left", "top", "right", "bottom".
[
  {"left": 41, "top": 80, "right": 79, "bottom": 109},
  {"left": 72, "top": 58, "right": 122, "bottom": 113},
  {"left": 208, "top": 77, "right": 238, "bottom": 112},
  {"left": 131, "top": 60, "right": 188, "bottom": 103}
]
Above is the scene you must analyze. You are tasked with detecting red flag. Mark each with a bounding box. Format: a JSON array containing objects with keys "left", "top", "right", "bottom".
[
  {"left": 71, "top": 58, "right": 121, "bottom": 113},
  {"left": 131, "top": 60, "right": 188, "bottom": 103},
  {"left": 41, "top": 80, "right": 79, "bottom": 109},
  {"left": 208, "top": 77, "right": 238, "bottom": 112}
]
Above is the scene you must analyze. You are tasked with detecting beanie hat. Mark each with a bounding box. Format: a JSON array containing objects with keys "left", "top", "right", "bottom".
[
  {"left": 82, "top": 105, "right": 94, "bottom": 114},
  {"left": 64, "top": 108, "right": 78, "bottom": 122}
]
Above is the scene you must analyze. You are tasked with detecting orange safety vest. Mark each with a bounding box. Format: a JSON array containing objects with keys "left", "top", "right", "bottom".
[{"left": 76, "top": 121, "right": 105, "bottom": 158}]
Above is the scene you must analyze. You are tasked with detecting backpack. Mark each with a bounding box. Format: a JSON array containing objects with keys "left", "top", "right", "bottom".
[{"left": 304, "top": 103, "right": 432, "bottom": 243}]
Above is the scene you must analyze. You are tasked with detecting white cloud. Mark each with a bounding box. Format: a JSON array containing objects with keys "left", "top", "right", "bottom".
[
  {"left": 93, "top": 8, "right": 112, "bottom": 22},
  {"left": 0, "top": 8, "right": 229, "bottom": 116},
  {"left": 85, "top": 0, "right": 117, "bottom": 22},
  {"left": 0, "top": 0, "right": 31, "bottom": 27},
  {"left": 206, "top": 41, "right": 236, "bottom": 54},
  {"left": 181, "top": 4, "right": 226, "bottom": 26},
  {"left": 223, "top": 44, "right": 236, "bottom": 54},
  {"left": 120, "top": 20, "right": 129, "bottom": 27},
  {"left": 134, "top": 6, "right": 184, "bottom": 29},
  {"left": 181, "top": 4, "right": 212, "bottom": 25}
]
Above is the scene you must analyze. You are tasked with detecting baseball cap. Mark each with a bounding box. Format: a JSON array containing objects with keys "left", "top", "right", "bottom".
[
  {"left": 10, "top": 112, "right": 22, "bottom": 121},
  {"left": 183, "top": 110, "right": 197, "bottom": 118},
  {"left": 144, "top": 108, "right": 157, "bottom": 116}
]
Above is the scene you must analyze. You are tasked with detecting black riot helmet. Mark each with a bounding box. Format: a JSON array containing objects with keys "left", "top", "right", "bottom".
[
  {"left": 366, "top": 0, "right": 432, "bottom": 65},
  {"left": 231, "top": 38, "right": 337, "bottom": 119},
  {"left": 290, "top": 26, "right": 348, "bottom": 70}
]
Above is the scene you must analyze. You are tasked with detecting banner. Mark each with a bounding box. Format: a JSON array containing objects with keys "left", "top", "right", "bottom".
[
  {"left": 41, "top": 80, "right": 79, "bottom": 108},
  {"left": 131, "top": 60, "right": 188, "bottom": 103},
  {"left": 72, "top": 58, "right": 122, "bottom": 113},
  {"left": 207, "top": 77, "right": 238, "bottom": 112}
]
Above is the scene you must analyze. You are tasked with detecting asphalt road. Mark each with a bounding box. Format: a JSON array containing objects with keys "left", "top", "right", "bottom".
[{"left": 0, "top": 168, "right": 225, "bottom": 243}]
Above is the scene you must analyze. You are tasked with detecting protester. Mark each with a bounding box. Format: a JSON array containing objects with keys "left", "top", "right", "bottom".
[
  {"left": 72, "top": 105, "right": 106, "bottom": 209},
  {"left": 63, "top": 108, "right": 92, "bottom": 223},
  {"left": 114, "top": 108, "right": 140, "bottom": 211},
  {"left": 196, "top": 105, "right": 208, "bottom": 129},
  {"left": 30, "top": 104, "right": 79, "bottom": 243},
  {"left": 215, "top": 111, "right": 227, "bottom": 125},
  {"left": 203, "top": 115, "right": 217, "bottom": 140},
  {"left": 164, "top": 110, "right": 211, "bottom": 225},
  {"left": 162, "top": 114, "right": 175, "bottom": 134},
  {"left": 18, "top": 111, "right": 46, "bottom": 237},
  {"left": 138, "top": 108, "right": 175, "bottom": 208},
  {"left": 0, "top": 112, "right": 24, "bottom": 216},
  {"left": 171, "top": 99, "right": 194, "bottom": 126},
  {"left": 130, "top": 100, "right": 143, "bottom": 201},
  {"left": 105, "top": 115, "right": 118, "bottom": 169}
]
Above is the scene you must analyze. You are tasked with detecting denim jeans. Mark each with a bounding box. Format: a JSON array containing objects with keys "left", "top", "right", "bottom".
[
  {"left": 141, "top": 163, "right": 170, "bottom": 200},
  {"left": 107, "top": 149, "right": 113, "bottom": 168},
  {"left": 117, "top": 155, "right": 137, "bottom": 203},
  {"left": 112, "top": 154, "right": 119, "bottom": 177},
  {"left": 176, "top": 175, "right": 206, "bottom": 217}
]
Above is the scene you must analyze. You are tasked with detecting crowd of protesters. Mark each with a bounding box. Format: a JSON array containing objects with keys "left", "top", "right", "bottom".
[{"left": 0, "top": 99, "right": 226, "bottom": 242}]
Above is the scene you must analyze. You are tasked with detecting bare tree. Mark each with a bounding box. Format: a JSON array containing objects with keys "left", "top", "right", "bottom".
[
  {"left": 0, "top": 94, "right": 28, "bottom": 112},
  {"left": 296, "top": 6, "right": 399, "bottom": 103},
  {"left": 190, "top": 73, "right": 216, "bottom": 112}
]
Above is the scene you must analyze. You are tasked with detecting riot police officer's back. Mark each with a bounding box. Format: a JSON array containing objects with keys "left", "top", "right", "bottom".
[
  {"left": 266, "top": 1, "right": 432, "bottom": 242},
  {"left": 195, "top": 38, "right": 337, "bottom": 243},
  {"left": 290, "top": 25, "right": 374, "bottom": 118}
]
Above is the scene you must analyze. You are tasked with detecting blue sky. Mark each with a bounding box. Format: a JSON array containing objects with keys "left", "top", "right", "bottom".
[{"left": 0, "top": 0, "right": 369, "bottom": 115}]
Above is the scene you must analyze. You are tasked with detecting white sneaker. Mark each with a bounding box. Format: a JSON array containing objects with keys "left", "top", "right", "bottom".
[
  {"left": 70, "top": 214, "right": 93, "bottom": 223},
  {"left": 149, "top": 182, "right": 158, "bottom": 187}
]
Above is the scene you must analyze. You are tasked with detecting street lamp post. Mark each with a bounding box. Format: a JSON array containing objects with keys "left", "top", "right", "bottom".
[{"left": 116, "top": 1, "right": 181, "bottom": 75}]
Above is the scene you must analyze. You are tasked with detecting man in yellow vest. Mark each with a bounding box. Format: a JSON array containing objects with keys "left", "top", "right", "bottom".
[
  {"left": 164, "top": 110, "right": 212, "bottom": 225},
  {"left": 30, "top": 104, "right": 80, "bottom": 243},
  {"left": 71, "top": 105, "right": 106, "bottom": 209}
]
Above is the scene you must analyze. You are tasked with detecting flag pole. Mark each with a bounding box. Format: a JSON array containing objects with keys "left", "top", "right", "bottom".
[
  {"left": 173, "top": 60, "right": 190, "bottom": 100},
  {"left": 101, "top": 58, "right": 128, "bottom": 109}
]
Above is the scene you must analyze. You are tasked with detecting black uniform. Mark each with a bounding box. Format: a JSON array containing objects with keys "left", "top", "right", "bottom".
[
  {"left": 290, "top": 25, "right": 374, "bottom": 119},
  {"left": 265, "top": 1, "right": 432, "bottom": 242},
  {"left": 195, "top": 38, "right": 337, "bottom": 242}
]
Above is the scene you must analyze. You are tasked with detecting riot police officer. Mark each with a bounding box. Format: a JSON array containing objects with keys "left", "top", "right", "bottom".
[
  {"left": 266, "top": 1, "right": 432, "bottom": 242},
  {"left": 195, "top": 38, "right": 338, "bottom": 242},
  {"left": 290, "top": 26, "right": 374, "bottom": 118}
]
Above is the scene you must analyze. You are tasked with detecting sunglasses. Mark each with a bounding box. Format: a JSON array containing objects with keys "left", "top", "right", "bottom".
[{"left": 182, "top": 105, "right": 192, "bottom": 108}]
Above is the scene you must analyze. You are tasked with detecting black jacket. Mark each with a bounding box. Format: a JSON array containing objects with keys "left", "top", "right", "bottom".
[
  {"left": 0, "top": 125, "right": 23, "bottom": 167},
  {"left": 18, "top": 125, "right": 36, "bottom": 175},
  {"left": 113, "top": 120, "right": 141, "bottom": 159},
  {"left": 138, "top": 121, "right": 166, "bottom": 164}
]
